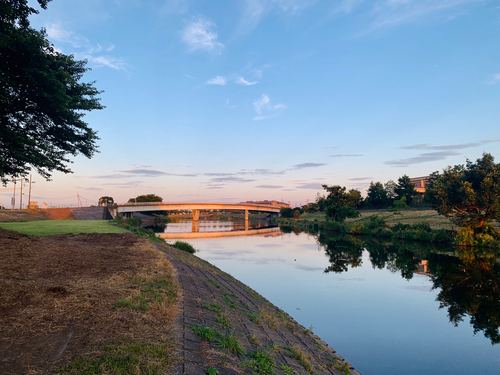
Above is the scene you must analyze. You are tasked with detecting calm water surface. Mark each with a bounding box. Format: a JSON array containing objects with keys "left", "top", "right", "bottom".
[{"left": 159, "top": 219, "right": 500, "bottom": 375}]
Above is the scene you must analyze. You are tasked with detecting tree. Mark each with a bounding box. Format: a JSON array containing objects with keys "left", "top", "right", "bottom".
[
  {"left": 128, "top": 194, "right": 163, "bottom": 203},
  {"left": 347, "top": 189, "right": 363, "bottom": 208},
  {"left": 98, "top": 196, "right": 114, "bottom": 206},
  {"left": 425, "top": 153, "right": 500, "bottom": 234},
  {"left": 280, "top": 207, "right": 294, "bottom": 218},
  {"left": 384, "top": 180, "right": 397, "bottom": 203},
  {"left": 394, "top": 175, "right": 416, "bottom": 205},
  {"left": 321, "top": 184, "right": 360, "bottom": 222},
  {"left": 367, "top": 181, "right": 388, "bottom": 208},
  {"left": 293, "top": 210, "right": 301, "bottom": 220},
  {"left": 0, "top": 0, "right": 103, "bottom": 184}
]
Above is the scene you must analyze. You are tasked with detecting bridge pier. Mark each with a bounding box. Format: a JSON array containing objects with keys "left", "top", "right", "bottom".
[
  {"left": 245, "top": 210, "right": 248, "bottom": 221},
  {"left": 192, "top": 221, "right": 200, "bottom": 233},
  {"left": 192, "top": 209, "right": 200, "bottom": 221}
]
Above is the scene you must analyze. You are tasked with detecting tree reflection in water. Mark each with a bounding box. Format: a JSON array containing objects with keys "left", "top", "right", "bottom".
[{"left": 311, "top": 229, "right": 500, "bottom": 345}]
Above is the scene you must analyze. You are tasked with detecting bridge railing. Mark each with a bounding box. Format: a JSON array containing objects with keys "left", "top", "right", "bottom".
[{"left": 117, "top": 202, "right": 281, "bottom": 208}]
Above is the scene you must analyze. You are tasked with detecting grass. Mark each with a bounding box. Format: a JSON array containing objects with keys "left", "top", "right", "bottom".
[
  {"left": 280, "top": 365, "right": 298, "bottom": 375},
  {"left": 346, "top": 210, "right": 456, "bottom": 230},
  {"left": 215, "top": 314, "right": 230, "bottom": 328},
  {"left": 115, "top": 278, "right": 177, "bottom": 312},
  {"left": 215, "top": 332, "right": 244, "bottom": 355},
  {"left": 0, "top": 220, "right": 126, "bottom": 236},
  {"left": 285, "top": 346, "right": 314, "bottom": 375},
  {"left": 59, "top": 339, "right": 176, "bottom": 374},
  {"left": 208, "top": 278, "right": 221, "bottom": 289},
  {"left": 222, "top": 294, "right": 237, "bottom": 309},
  {"left": 240, "top": 349, "right": 276, "bottom": 374},
  {"left": 203, "top": 302, "right": 222, "bottom": 315},
  {"left": 333, "top": 361, "right": 351, "bottom": 375},
  {"left": 190, "top": 324, "right": 219, "bottom": 340}
]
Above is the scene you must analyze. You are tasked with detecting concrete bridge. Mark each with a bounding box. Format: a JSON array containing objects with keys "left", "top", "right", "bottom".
[{"left": 110, "top": 202, "right": 280, "bottom": 221}]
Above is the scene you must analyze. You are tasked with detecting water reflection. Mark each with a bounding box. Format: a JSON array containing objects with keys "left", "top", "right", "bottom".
[
  {"left": 309, "top": 228, "right": 500, "bottom": 345},
  {"left": 153, "top": 218, "right": 280, "bottom": 239}
]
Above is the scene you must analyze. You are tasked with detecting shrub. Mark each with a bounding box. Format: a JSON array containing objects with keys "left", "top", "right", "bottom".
[
  {"left": 320, "top": 221, "right": 346, "bottom": 233},
  {"left": 172, "top": 241, "right": 196, "bottom": 253},
  {"left": 432, "top": 230, "right": 454, "bottom": 244}
]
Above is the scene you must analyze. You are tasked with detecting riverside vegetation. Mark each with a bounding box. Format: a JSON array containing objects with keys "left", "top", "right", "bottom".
[{"left": 279, "top": 153, "right": 500, "bottom": 249}]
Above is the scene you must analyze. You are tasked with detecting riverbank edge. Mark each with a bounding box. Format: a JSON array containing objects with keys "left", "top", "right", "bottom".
[{"left": 155, "top": 242, "right": 361, "bottom": 375}]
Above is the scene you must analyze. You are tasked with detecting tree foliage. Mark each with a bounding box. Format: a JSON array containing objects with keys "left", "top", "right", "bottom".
[
  {"left": 367, "top": 181, "right": 388, "bottom": 208},
  {"left": 128, "top": 194, "right": 163, "bottom": 203},
  {"left": 321, "top": 185, "right": 361, "bottom": 222},
  {"left": 425, "top": 153, "right": 500, "bottom": 234},
  {"left": 98, "top": 196, "right": 114, "bottom": 206},
  {"left": 0, "top": 0, "right": 103, "bottom": 183},
  {"left": 394, "top": 175, "right": 416, "bottom": 205}
]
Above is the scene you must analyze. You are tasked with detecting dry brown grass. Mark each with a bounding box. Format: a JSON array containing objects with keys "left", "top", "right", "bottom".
[
  {"left": 0, "top": 229, "right": 179, "bottom": 374},
  {"left": 346, "top": 210, "right": 458, "bottom": 230},
  {"left": 0, "top": 208, "right": 79, "bottom": 222},
  {"left": 0, "top": 209, "right": 48, "bottom": 222}
]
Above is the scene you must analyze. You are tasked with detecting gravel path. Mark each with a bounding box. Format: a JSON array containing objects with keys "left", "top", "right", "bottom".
[{"left": 156, "top": 244, "right": 362, "bottom": 375}]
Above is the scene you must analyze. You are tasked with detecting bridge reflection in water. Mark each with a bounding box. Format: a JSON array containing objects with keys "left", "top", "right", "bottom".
[
  {"left": 155, "top": 219, "right": 281, "bottom": 239},
  {"left": 157, "top": 226, "right": 281, "bottom": 239}
]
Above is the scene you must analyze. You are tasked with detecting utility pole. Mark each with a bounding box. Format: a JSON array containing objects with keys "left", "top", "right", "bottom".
[
  {"left": 19, "top": 178, "right": 23, "bottom": 209},
  {"left": 28, "top": 174, "right": 35, "bottom": 208},
  {"left": 12, "top": 178, "right": 16, "bottom": 210}
]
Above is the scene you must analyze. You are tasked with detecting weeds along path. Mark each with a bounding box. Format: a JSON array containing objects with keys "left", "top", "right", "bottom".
[{"left": 157, "top": 243, "right": 361, "bottom": 375}]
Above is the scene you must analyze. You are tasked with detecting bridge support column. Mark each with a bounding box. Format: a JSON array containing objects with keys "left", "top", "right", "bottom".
[
  {"left": 245, "top": 210, "right": 248, "bottom": 221},
  {"left": 192, "top": 209, "right": 200, "bottom": 221},
  {"left": 192, "top": 221, "right": 200, "bottom": 233}
]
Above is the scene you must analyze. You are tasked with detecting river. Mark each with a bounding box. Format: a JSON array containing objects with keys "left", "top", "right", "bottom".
[{"left": 155, "top": 218, "right": 500, "bottom": 375}]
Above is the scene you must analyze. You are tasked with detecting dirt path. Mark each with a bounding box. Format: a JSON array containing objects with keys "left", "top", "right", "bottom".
[{"left": 157, "top": 244, "right": 361, "bottom": 375}]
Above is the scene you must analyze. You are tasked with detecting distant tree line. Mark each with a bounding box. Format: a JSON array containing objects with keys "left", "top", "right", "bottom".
[
  {"left": 281, "top": 174, "right": 418, "bottom": 221},
  {"left": 364, "top": 175, "right": 417, "bottom": 209}
]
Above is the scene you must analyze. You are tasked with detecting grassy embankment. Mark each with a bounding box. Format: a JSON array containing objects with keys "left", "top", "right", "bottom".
[
  {"left": 298, "top": 210, "right": 457, "bottom": 230},
  {"left": 0, "top": 219, "right": 127, "bottom": 235},
  {"left": 0, "top": 212, "right": 179, "bottom": 374}
]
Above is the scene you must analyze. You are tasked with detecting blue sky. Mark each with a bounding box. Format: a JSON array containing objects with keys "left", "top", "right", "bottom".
[{"left": 2, "top": 0, "right": 500, "bottom": 207}]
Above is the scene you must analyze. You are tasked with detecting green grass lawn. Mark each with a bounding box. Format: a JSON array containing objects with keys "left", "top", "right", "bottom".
[{"left": 0, "top": 220, "right": 127, "bottom": 236}]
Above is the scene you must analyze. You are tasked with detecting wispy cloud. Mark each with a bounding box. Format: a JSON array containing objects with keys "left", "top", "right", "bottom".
[
  {"left": 488, "top": 73, "right": 500, "bottom": 84},
  {"left": 209, "top": 176, "right": 256, "bottom": 183},
  {"left": 255, "top": 184, "right": 285, "bottom": 189},
  {"left": 181, "top": 17, "right": 224, "bottom": 54},
  {"left": 236, "top": 77, "right": 258, "bottom": 85},
  {"left": 207, "top": 76, "right": 227, "bottom": 85},
  {"left": 90, "top": 168, "right": 197, "bottom": 178},
  {"left": 364, "top": 0, "right": 485, "bottom": 34},
  {"left": 236, "top": 0, "right": 319, "bottom": 35},
  {"left": 296, "top": 182, "right": 324, "bottom": 189},
  {"left": 160, "top": 0, "right": 188, "bottom": 15},
  {"left": 117, "top": 168, "right": 197, "bottom": 177},
  {"left": 385, "top": 151, "right": 460, "bottom": 167},
  {"left": 400, "top": 138, "right": 500, "bottom": 151},
  {"left": 205, "top": 172, "right": 234, "bottom": 177},
  {"left": 253, "top": 94, "right": 286, "bottom": 120},
  {"left": 293, "top": 163, "right": 327, "bottom": 169},
  {"left": 239, "top": 169, "right": 286, "bottom": 176},
  {"left": 330, "top": 154, "right": 363, "bottom": 157},
  {"left": 45, "top": 23, "right": 127, "bottom": 71},
  {"left": 349, "top": 177, "right": 373, "bottom": 181}
]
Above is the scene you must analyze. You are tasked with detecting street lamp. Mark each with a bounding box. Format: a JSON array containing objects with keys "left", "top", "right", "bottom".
[
  {"left": 135, "top": 183, "right": 139, "bottom": 203},
  {"left": 245, "top": 190, "right": 249, "bottom": 202},
  {"left": 198, "top": 186, "right": 202, "bottom": 202}
]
